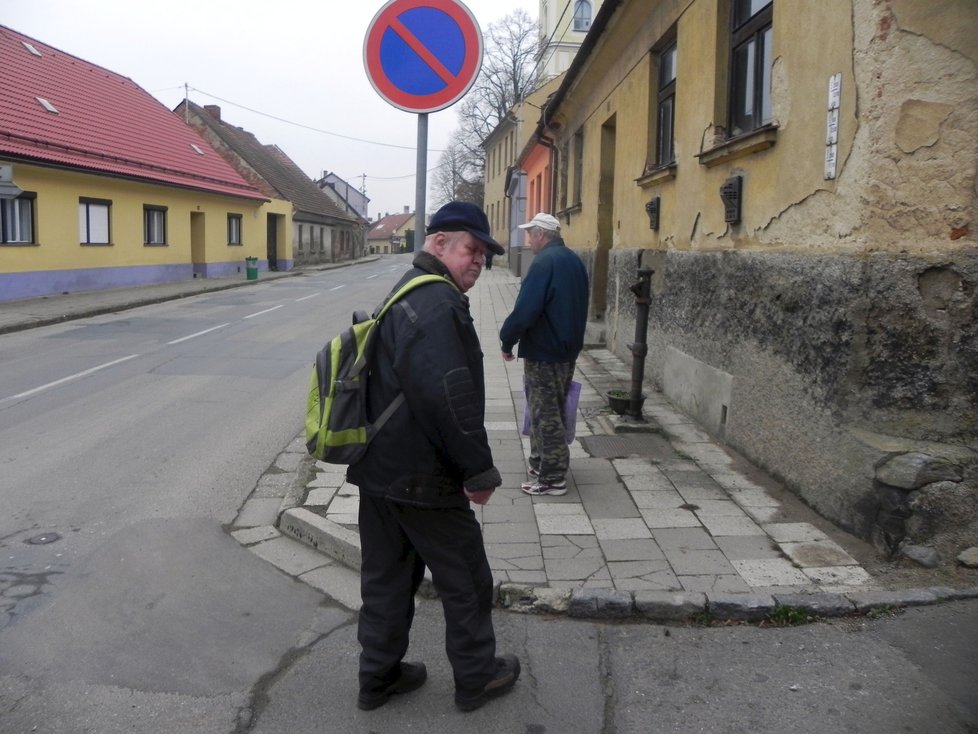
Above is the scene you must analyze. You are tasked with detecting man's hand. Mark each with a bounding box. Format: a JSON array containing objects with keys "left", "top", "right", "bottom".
[
  {"left": 501, "top": 351, "right": 515, "bottom": 362},
  {"left": 464, "top": 488, "right": 493, "bottom": 505}
]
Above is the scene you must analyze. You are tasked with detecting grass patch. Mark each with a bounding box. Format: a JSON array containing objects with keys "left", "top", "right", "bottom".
[{"left": 764, "top": 606, "right": 817, "bottom": 627}]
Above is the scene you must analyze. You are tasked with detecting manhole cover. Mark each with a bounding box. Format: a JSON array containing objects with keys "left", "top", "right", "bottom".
[
  {"left": 580, "top": 434, "right": 678, "bottom": 460},
  {"left": 24, "top": 532, "right": 61, "bottom": 545}
]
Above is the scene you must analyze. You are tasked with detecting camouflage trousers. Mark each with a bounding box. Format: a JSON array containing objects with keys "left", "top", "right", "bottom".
[{"left": 524, "top": 359, "right": 576, "bottom": 483}]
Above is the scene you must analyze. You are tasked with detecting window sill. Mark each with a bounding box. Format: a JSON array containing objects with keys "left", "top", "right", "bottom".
[
  {"left": 556, "top": 203, "right": 581, "bottom": 224},
  {"left": 696, "top": 125, "right": 778, "bottom": 168},
  {"left": 636, "top": 163, "right": 677, "bottom": 188}
]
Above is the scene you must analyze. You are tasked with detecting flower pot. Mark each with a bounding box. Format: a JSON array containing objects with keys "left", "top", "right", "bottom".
[{"left": 607, "top": 390, "right": 645, "bottom": 416}]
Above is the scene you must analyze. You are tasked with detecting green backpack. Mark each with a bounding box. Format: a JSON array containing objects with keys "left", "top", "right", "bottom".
[{"left": 304, "top": 273, "right": 453, "bottom": 464}]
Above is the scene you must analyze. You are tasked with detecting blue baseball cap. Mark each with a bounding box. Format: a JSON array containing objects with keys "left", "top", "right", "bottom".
[{"left": 426, "top": 201, "right": 505, "bottom": 256}]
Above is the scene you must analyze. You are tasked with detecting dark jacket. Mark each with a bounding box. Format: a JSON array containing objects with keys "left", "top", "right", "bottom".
[
  {"left": 499, "top": 238, "right": 589, "bottom": 363},
  {"left": 347, "top": 252, "right": 501, "bottom": 506}
]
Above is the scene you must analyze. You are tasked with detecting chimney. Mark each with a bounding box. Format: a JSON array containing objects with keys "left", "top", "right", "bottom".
[
  {"left": 204, "top": 105, "right": 221, "bottom": 121},
  {"left": 404, "top": 206, "right": 409, "bottom": 214}
]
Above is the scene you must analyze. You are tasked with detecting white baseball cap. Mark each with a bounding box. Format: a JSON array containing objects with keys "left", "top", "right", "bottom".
[{"left": 517, "top": 213, "right": 560, "bottom": 232}]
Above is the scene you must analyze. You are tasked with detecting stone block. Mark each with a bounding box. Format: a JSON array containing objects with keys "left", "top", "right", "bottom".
[
  {"left": 634, "top": 590, "right": 707, "bottom": 620},
  {"left": 568, "top": 588, "right": 634, "bottom": 618},
  {"left": 707, "top": 593, "right": 776, "bottom": 621}
]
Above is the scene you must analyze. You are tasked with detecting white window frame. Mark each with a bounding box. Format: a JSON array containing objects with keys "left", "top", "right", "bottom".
[
  {"left": 228, "top": 213, "right": 242, "bottom": 245},
  {"left": 573, "top": 0, "right": 592, "bottom": 32},
  {"left": 1, "top": 194, "right": 35, "bottom": 244},
  {"left": 143, "top": 205, "right": 167, "bottom": 245},
  {"left": 79, "top": 198, "right": 111, "bottom": 245}
]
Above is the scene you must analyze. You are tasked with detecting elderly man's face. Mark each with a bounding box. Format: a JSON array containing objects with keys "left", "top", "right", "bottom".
[
  {"left": 435, "top": 231, "right": 486, "bottom": 292},
  {"left": 525, "top": 226, "right": 548, "bottom": 253}
]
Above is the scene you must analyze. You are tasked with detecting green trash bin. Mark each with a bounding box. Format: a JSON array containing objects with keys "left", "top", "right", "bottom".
[{"left": 245, "top": 256, "right": 259, "bottom": 280}]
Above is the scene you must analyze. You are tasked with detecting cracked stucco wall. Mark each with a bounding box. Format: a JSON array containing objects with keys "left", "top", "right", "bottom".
[{"left": 551, "top": 0, "right": 977, "bottom": 557}]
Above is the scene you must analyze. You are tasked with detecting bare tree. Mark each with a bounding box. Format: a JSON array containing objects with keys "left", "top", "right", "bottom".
[
  {"left": 430, "top": 130, "right": 484, "bottom": 209},
  {"left": 431, "top": 9, "right": 541, "bottom": 206}
]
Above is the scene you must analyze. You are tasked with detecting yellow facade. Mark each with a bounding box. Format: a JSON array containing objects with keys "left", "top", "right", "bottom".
[
  {"left": 1, "top": 161, "right": 290, "bottom": 298},
  {"left": 538, "top": 0, "right": 978, "bottom": 556}
]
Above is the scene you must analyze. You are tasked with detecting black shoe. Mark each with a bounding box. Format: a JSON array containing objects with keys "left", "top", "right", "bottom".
[
  {"left": 454, "top": 654, "right": 521, "bottom": 712},
  {"left": 357, "top": 661, "right": 427, "bottom": 711}
]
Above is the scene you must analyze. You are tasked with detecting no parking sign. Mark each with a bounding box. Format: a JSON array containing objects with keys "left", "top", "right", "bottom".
[{"left": 364, "top": 0, "right": 484, "bottom": 114}]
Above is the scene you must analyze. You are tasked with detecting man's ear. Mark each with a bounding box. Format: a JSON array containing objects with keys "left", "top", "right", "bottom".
[{"left": 432, "top": 231, "right": 448, "bottom": 255}]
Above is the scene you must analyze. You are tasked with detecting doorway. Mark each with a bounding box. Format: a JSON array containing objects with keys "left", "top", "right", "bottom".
[
  {"left": 190, "top": 211, "right": 205, "bottom": 278},
  {"left": 266, "top": 214, "right": 279, "bottom": 271},
  {"left": 593, "top": 114, "right": 616, "bottom": 321}
]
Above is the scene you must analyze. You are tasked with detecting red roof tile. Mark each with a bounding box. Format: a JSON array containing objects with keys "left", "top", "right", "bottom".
[{"left": 0, "top": 25, "right": 266, "bottom": 201}]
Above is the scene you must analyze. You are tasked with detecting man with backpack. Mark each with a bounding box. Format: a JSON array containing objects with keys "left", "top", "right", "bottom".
[{"left": 347, "top": 201, "right": 521, "bottom": 713}]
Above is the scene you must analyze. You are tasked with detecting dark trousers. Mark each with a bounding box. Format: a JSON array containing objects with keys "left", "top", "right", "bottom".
[{"left": 357, "top": 493, "right": 497, "bottom": 693}]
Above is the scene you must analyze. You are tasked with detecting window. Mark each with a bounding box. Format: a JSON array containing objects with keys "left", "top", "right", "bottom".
[
  {"left": 729, "top": 0, "right": 773, "bottom": 137},
  {"left": 228, "top": 213, "right": 242, "bottom": 245},
  {"left": 143, "top": 205, "right": 167, "bottom": 245},
  {"left": 655, "top": 42, "right": 677, "bottom": 166},
  {"left": 573, "top": 0, "right": 592, "bottom": 32},
  {"left": 1, "top": 193, "right": 35, "bottom": 244},
  {"left": 79, "top": 198, "right": 111, "bottom": 245},
  {"left": 572, "top": 127, "right": 584, "bottom": 205}
]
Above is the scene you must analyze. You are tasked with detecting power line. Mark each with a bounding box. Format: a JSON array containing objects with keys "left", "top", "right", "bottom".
[{"left": 186, "top": 87, "right": 447, "bottom": 154}]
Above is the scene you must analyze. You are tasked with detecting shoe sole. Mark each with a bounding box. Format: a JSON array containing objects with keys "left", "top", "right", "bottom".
[{"left": 520, "top": 483, "right": 567, "bottom": 496}]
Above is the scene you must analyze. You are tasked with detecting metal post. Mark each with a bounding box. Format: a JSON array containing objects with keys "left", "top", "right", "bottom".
[
  {"left": 414, "top": 113, "right": 428, "bottom": 251},
  {"left": 627, "top": 267, "right": 655, "bottom": 420}
]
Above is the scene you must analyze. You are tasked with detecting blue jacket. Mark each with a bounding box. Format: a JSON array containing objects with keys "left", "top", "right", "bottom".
[{"left": 499, "top": 238, "right": 589, "bottom": 363}]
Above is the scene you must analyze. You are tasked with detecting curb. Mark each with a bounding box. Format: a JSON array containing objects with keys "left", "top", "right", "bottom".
[{"left": 274, "top": 496, "right": 978, "bottom": 624}]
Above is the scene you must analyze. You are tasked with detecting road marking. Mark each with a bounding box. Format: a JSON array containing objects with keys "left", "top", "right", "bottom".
[
  {"left": 243, "top": 305, "right": 284, "bottom": 319},
  {"left": 0, "top": 354, "right": 140, "bottom": 402},
  {"left": 295, "top": 293, "right": 320, "bottom": 302},
  {"left": 167, "top": 323, "right": 230, "bottom": 345},
  {"left": 366, "top": 274, "right": 380, "bottom": 279},
  {"left": 329, "top": 285, "right": 347, "bottom": 291}
]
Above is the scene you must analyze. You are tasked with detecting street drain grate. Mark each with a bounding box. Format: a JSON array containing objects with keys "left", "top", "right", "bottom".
[{"left": 580, "top": 434, "right": 679, "bottom": 460}]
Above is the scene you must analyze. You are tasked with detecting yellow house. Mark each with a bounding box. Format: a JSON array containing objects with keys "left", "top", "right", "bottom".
[
  {"left": 367, "top": 209, "right": 416, "bottom": 254},
  {"left": 536, "top": 1, "right": 977, "bottom": 557},
  {"left": 0, "top": 25, "right": 272, "bottom": 301},
  {"left": 483, "top": 74, "right": 564, "bottom": 266}
]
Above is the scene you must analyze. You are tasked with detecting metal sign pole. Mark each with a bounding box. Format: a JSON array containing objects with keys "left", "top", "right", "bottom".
[{"left": 415, "top": 112, "right": 428, "bottom": 251}]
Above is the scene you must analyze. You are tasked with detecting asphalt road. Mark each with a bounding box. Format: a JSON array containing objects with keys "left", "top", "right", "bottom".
[{"left": 0, "top": 257, "right": 410, "bottom": 732}]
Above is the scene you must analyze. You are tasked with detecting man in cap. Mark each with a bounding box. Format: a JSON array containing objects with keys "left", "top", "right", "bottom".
[
  {"left": 349, "top": 201, "right": 521, "bottom": 713},
  {"left": 500, "top": 212, "right": 589, "bottom": 496}
]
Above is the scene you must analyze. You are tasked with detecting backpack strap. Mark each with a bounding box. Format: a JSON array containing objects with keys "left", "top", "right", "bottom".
[{"left": 367, "top": 274, "right": 459, "bottom": 434}]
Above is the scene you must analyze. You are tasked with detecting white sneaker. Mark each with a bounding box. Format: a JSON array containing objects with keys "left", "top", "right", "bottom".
[{"left": 520, "top": 480, "right": 567, "bottom": 496}]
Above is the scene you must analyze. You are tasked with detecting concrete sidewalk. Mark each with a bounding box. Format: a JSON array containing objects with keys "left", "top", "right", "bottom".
[{"left": 231, "top": 266, "right": 977, "bottom": 622}]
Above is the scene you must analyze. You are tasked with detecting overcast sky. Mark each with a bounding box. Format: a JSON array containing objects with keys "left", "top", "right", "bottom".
[{"left": 2, "top": 0, "right": 539, "bottom": 219}]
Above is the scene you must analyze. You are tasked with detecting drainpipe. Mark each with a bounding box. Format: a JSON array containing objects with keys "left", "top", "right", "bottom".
[{"left": 537, "top": 134, "right": 559, "bottom": 215}]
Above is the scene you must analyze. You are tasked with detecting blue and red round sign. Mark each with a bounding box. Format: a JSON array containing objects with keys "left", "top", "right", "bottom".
[{"left": 364, "top": 0, "right": 484, "bottom": 114}]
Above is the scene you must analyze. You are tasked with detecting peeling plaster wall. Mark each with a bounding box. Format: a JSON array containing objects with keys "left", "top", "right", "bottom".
[{"left": 558, "top": 0, "right": 978, "bottom": 557}]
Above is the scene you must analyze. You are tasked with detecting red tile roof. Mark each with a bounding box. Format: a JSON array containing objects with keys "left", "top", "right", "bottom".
[
  {"left": 0, "top": 25, "right": 266, "bottom": 201},
  {"left": 368, "top": 211, "right": 415, "bottom": 240}
]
